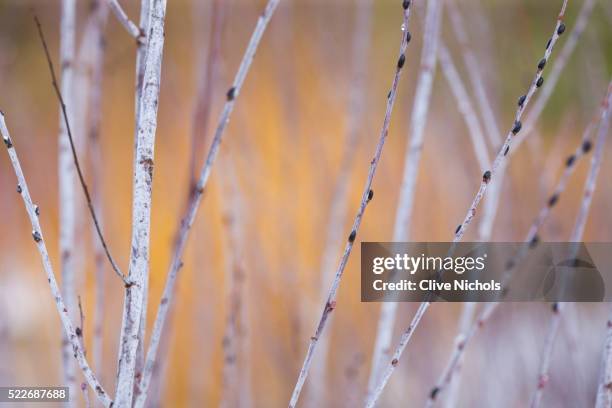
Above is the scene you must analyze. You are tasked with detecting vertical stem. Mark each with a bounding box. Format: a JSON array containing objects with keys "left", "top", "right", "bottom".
[
  {"left": 58, "top": 1, "right": 78, "bottom": 404},
  {"left": 115, "top": 0, "right": 167, "bottom": 406}
]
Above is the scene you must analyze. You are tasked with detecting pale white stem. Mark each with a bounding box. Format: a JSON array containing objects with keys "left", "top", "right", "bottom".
[
  {"left": 308, "top": 0, "right": 373, "bottom": 404},
  {"left": 438, "top": 43, "right": 490, "bottom": 171},
  {"left": 134, "top": 2, "right": 280, "bottom": 406},
  {"left": 114, "top": 0, "right": 167, "bottom": 405},
  {"left": 368, "top": 2, "right": 571, "bottom": 404},
  {"left": 58, "top": 0, "right": 78, "bottom": 404},
  {"left": 532, "top": 82, "right": 612, "bottom": 408},
  {"left": 134, "top": 0, "right": 152, "bottom": 394},
  {"left": 510, "top": 0, "right": 597, "bottom": 156},
  {"left": 446, "top": 0, "right": 502, "bottom": 148},
  {"left": 1, "top": 114, "right": 113, "bottom": 407},
  {"left": 75, "top": 0, "right": 110, "bottom": 381},
  {"left": 106, "top": 0, "right": 142, "bottom": 40},
  {"left": 595, "top": 309, "right": 612, "bottom": 408},
  {"left": 367, "top": 0, "right": 442, "bottom": 395}
]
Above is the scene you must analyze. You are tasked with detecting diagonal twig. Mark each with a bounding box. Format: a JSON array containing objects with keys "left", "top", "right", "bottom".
[
  {"left": 290, "top": 1, "right": 416, "bottom": 406},
  {"left": 34, "top": 16, "right": 129, "bottom": 286},
  {"left": 1, "top": 113, "right": 113, "bottom": 407}
]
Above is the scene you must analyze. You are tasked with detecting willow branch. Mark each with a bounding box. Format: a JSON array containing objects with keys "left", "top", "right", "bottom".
[{"left": 133, "top": 2, "right": 281, "bottom": 406}]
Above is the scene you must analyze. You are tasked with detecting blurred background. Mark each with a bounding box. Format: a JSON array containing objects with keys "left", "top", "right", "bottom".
[{"left": 0, "top": 0, "right": 611, "bottom": 406}]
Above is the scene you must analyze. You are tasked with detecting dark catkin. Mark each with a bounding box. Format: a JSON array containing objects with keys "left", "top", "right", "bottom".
[
  {"left": 16, "top": 184, "right": 22, "bottom": 194},
  {"left": 504, "top": 145, "right": 510, "bottom": 156},
  {"left": 348, "top": 230, "right": 356, "bottom": 243},
  {"left": 387, "top": 90, "right": 392, "bottom": 99},
  {"left": 35, "top": 205, "right": 40, "bottom": 216},
  {"left": 548, "top": 193, "right": 559, "bottom": 207},
  {"left": 566, "top": 154, "right": 576, "bottom": 167},
  {"left": 367, "top": 189, "right": 374, "bottom": 201},
  {"left": 32, "top": 230, "right": 42, "bottom": 243},
  {"left": 482, "top": 170, "right": 492, "bottom": 183},
  {"left": 529, "top": 235, "right": 539, "bottom": 248},
  {"left": 536, "top": 77, "right": 544, "bottom": 88},
  {"left": 226, "top": 86, "right": 236, "bottom": 101},
  {"left": 557, "top": 23, "right": 566, "bottom": 35},
  {"left": 402, "top": 0, "right": 410, "bottom": 10},
  {"left": 430, "top": 387, "right": 440, "bottom": 399},
  {"left": 545, "top": 38, "right": 552, "bottom": 49},
  {"left": 76, "top": 327, "right": 82, "bottom": 337},
  {"left": 518, "top": 94, "right": 526, "bottom": 107},
  {"left": 406, "top": 31, "right": 412, "bottom": 43},
  {"left": 397, "top": 54, "right": 406, "bottom": 69},
  {"left": 3, "top": 138, "right": 12, "bottom": 148},
  {"left": 512, "top": 120, "right": 522, "bottom": 134},
  {"left": 537, "top": 58, "right": 547, "bottom": 70},
  {"left": 455, "top": 224, "right": 461, "bottom": 234},
  {"left": 582, "top": 140, "right": 592, "bottom": 153}
]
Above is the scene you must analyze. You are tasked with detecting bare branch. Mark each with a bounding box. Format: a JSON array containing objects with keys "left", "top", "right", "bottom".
[
  {"left": 133, "top": 1, "right": 281, "bottom": 406},
  {"left": 34, "top": 16, "right": 129, "bottom": 285},
  {"left": 114, "top": 0, "right": 168, "bottom": 405},
  {"left": 0, "top": 114, "right": 113, "bottom": 407}
]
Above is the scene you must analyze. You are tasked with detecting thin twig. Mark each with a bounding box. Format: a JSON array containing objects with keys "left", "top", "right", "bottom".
[
  {"left": 289, "top": 1, "right": 415, "bottom": 405},
  {"left": 106, "top": 0, "right": 143, "bottom": 41},
  {"left": 367, "top": 0, "right": 442, "bottom": 395},
  {"left": 1, "top": 114, "right": 113, "bottom": 407},
  {"left": 133, "top": 2, "right": 281, "bottom": 406},
  {"left": 531, "top": 82, "right": 611, "bottom": 408},
  {"left": 34, "top": 16, "right": 129, "bottom": 285},
  {"left": 367, "top": 2, "right": 570, "bottom": 405}
]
